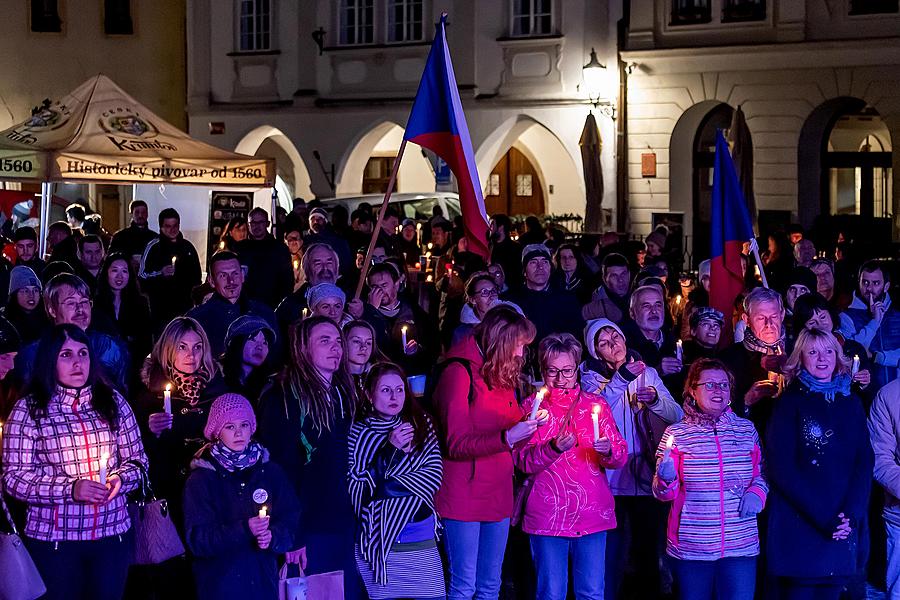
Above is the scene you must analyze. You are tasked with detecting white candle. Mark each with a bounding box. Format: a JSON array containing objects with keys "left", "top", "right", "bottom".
[
  {"left": 218, "top": 241, "right": 225, "bottom": 250},
  {"left": 427, "top": 242, "right": 433, "bottom": 251},
  {"left": 293, "top": 259, "right": 299, "bottom": 271},
  {"left": 171, "top": 255, "right": 177, "bottom": 267},
  {"left": 302, "top": 308, "right": 309, "bottom": 320},
  {"left": 416, "top": 223, "right": 422, "bottom": 246},
  {"left": 851, "top": 354, "right": 860, "bottom": 377},
  {"left": 676, "top": 339, "right": 683, "bottom": 361},
  {"left": 426, "top": 274, "right": 433, "bottom": 283},
  {"left": 98, "top": 451, "right": 109, "bottom": 485},
  {"left": 401, "top": 325, "right": 408, "bottom": 348},
  {"left": 530, "top": 387, "right": 547, "bottom": 420},
  {"left": 663, "top": 435, "right": 674, "bottom": 462},
  {"left": 163, "top": 384, "right": 172, "bottom": 415},
  {"left": 258, "top": 505, "right": 268, "bottom": 519},
  {"left": 638, "top": 370, "right": 645, "bottom": 391},
  {"left": 591, "top": 405, "right": 601, "bottom": 442}
]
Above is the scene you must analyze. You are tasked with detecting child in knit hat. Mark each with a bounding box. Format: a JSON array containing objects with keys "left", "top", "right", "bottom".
[{"left": 182, "top": 393, "right": 301, "bottom": 600}]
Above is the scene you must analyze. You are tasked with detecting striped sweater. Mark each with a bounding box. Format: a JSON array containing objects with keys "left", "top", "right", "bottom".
[{"left": 652, "top": 409, "right": 768, "bottom": 561}]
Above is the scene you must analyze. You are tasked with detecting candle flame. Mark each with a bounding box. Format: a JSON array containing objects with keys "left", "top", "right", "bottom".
[
  {"left": 592, "top": 404, "right": 600, "bottom": 415},
  {"left": 401, "top": 325, "right": 408, "bottom": 333},
  {"left": 165, "top": 383, "right": 171, "bottom": 392},
  {"left": 665, "top": 436, "right": 674, "bottom": 450}
]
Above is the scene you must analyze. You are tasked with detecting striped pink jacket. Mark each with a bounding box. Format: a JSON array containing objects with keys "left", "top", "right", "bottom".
[{"left": 652, "top": 409, "right": 767, "bottom": 561}]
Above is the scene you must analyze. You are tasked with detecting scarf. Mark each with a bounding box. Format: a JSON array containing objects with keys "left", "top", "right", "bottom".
[
  {"left": 798, "top": 370, "right": 851, "bottom": 402},
  {"left": 208, "top": 440, "right": 263, "bottom": 472},
  {"left": 167, "top": 365, "right": 211, "bottom": 405},
  {"left": 742, "top": 327, "right": 785, "bottom": 356},
  {"left": 348, "top": 415, "right": 442, "bottom": 585},
  {"left": 683, "top": 395, "right": 730, "bottom": 426}
]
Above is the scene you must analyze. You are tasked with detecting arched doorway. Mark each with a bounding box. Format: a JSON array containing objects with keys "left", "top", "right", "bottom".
[
  {"left": 337, "top": 121, "right": 435, "bottom": 195},
  {"left": 235, "top": 125, "right": 313, "bottom": 206},
  {"left": 485, "top": 146, "right": 545, "bottom": 216},
  {"left": 692, "top": 103, "right": 735, "bottom": 264}
]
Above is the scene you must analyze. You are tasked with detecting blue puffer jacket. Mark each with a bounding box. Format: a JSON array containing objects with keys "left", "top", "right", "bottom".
[{"left": 840, "top": 293, "right": 900, "bottom": 389}]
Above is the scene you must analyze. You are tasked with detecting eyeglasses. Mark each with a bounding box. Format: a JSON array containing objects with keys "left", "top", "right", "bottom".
[
  {"left": 61, "top": 299, "right": 92, "bottom": 312},
  {"left": 545, "top": 367, "right": 577, "bottom": 378},
  {"left": 472, "top": 288, "right": 499, "bottom": 299},
  {"left": 696, "top": 381, "right": 731, "bottom": 391}
]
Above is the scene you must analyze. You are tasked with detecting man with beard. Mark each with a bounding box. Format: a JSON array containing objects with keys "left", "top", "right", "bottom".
[
  {"left": 582, "top": 252, "right": 632, "bottom": 324},
  {"left": 13, "top": 227, "right": 45, "bottom": 274},
  {"left": 720, "top": 286, "right": 786, "bottom": 431},
  {"left": 304, "top": 206, "right": 352, "bottom": 276},
  {"left": 839, "top": 260, "right": 900, "bottom": 389},
  {"left": 489, "top": 214, "right": 522, "bottom": 290},
  {"left": 110, "top": 200, "right": 157, "bottom": 266},
  {"left": 187, "top": 251, "right": 278, "bottom": 358},
  {"left": 235, "top": 207, "right": 295, "bottom": 308}
]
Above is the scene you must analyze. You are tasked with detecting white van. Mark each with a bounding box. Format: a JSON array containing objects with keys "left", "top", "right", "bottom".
[{"left": 318, "top": 192, "right": 461, "bottom": 221}]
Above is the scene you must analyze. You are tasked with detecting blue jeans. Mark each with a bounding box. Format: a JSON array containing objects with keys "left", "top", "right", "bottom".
[
  {"left": 672, "top": 556, "right": 756, "bottom": 600},
  {"left": 530, "top": 532, "right": 606, "bottom": 600},
  {"left": 443, "top": 518, "right": 509, "bottom": 600}
]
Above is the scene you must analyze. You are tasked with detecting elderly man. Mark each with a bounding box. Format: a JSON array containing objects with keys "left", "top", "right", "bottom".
[
  {"left": 582, "top": 252, "right": 632, "bottom": 324},
  {"left": 793, "top": 238, "right": 816, "bottom": 268},
  {"left": 14, "top": 273, "right": 129, "bottom": 392},
  {"left": 720, "top": 286, "right": 786, "bottom": 428},
  {"left": 234, "top": 207, "right": 295, "bottom": 308},
  {"left": 187, "top": 251, "right": 278, "bottom": 358},
  {"left": 621, "top": 284, "right": 682, "bottom": 381}
]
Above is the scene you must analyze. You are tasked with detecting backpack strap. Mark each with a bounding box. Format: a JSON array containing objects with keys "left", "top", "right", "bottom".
[{"left": 438, "top": 357, "right": 474, "bottom": 405}]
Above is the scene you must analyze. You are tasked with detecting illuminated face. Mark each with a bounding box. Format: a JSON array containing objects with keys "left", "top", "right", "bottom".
[
  {"left": 242, "top": 331, "right": 269, "bottom": 368},
  {"left": 603, "top": 266, "right": 630, "bottom": 297},
  {"left": 543, "top": 351, "right": 578, "bottom": 390},
  {"left": 307, "top": 246, "right": 338, "bottom": 285},
  {"left": 56, "top": 337, "right": 90, "bottom": 388},
  {"left": 218, "top": 419, "right": 252, "bottom": 452},
  {"left": 860, "top": 269, "right": 889, "bottom": 303},
  {"left": 79, "top": 241, "right": 105, "bottom": 271},
  {"left": 693, "top": 318, "right": 722, "bottom": 348},
  {"left": 285, "top": 231, "right": 302, "bottom": 255},
  {"left": 107, "top": 259, "right": 130, "bottom": 292},
  {"left": 308, "top": 322, "right": 343, "bottom": 375},
  {"left": 524, "top": 256, "right": 551, "bottom": 289},
  {"left": 249, "top": 212, "right": 269, "bottom": 239},
  {"left": 346, "top": 326, "right": 374, "bottom": 367},
  {"left": 312, "top": 296, "right": 345, "bottom": 323},
  {"left": 595, "top": 327, "right": 627, "bottom": 366},
  {"left": 371, "top": 373, "right": 406, "bottom": 419},
  {"left": 804, "top": 309, "right": 834, "bottom": 332},
  {"left": 631, "top": 288, "right": 665, "bottom": 333},
  {"left": 173, "top": 330, "right": 204, "bottom": 374},
  {"left": 16, "top": 286, "right": 40, "bottom": 311},
  {"left": 211, "top": 258, "right": 244, "bottom": 302},
  {"left": 692, "top": 368, "right": 731, "bottom": 417},
  {"left": 15, "top": 239, "right": 35, "bottom": 262},
  {"left": 469, "top": 279, "right": 499, "bottom": 317},
  {"left": 745, "top": 299, "right": 784, "bottom": 345},
  {"left": 800, "top": 339, "right": 838, "bottom": 382},
  {"left": 368, "top": 271, "right": 399, "bottom": 307},
  {"left": 160, "top": 217, "right": 180, "bottom": 240},
  {"left": 51, "top": 285, "right": 92, "bottom": 330}
]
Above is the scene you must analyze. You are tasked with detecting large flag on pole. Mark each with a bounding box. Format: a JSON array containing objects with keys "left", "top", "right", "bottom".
[
  {"left": 404, "top": 14, "right": 490, "bottom": 259},
  {"left": 709, "top": 130, "right": 756, "bottom": 318}
]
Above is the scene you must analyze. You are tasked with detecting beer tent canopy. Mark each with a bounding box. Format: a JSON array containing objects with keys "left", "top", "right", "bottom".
[{"left": 0, "top": 74, "right": 273, "bottom": 187}]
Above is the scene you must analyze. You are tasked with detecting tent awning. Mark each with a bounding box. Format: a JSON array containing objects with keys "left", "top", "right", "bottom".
[{"left": 0, "top": 75, "right": 273, "bottom": 187}]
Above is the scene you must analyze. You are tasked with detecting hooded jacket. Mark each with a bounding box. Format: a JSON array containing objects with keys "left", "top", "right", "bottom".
[
  {"left": 513, "top": 385, "right": 627, "bottom": 537},
  {"left": 869, "top": 378, "right": 900, "bottom": 527},
  {"left": 582, "top": 284, "right": 627, "bottom": 324},
  {"left": 433, "top": 335, "right": 527, "bottom": 522}
]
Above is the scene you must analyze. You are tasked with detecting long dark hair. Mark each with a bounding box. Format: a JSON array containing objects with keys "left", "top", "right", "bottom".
[
  {"left": 362, "top": 362, "right": 430, "bottom": 449},
  {"left": 95, "top": 252, "right": 145, "bottom": 316},
  {"left": 222, "top": 326, "right": 277, "bottom": 399},
  {"left": 27, "top": 324, "right": 118, "bottom": 430}
]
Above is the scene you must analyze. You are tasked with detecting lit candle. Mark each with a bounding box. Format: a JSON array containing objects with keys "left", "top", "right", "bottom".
[
  {"left": 530, "top": 387, "right": 547, "bottom": 420},
  {"left": 676, "top": 339, "right": 683, "bottom": 362},
  {"left": 416, "top": 223, "right": 422, "bottom": 246},
  {"left": 218, "top": 241, "right": 225, "bottom": 250},
  {"left": 851, "top": 354, "right": 860, "bottom": 377},
  {"left": 426, "top": 274, "right": 433, "bottom": 283},
  {"left": 258, "top": 505, "right": 268, "bottom": 519},
  {"left": 663, "top": 435, "right": 674, "bottom": 462},
  {"left": 98, "top": 451, "right": 109, "bottom": 485},
  {"left": 675, "top": 295, "right": 682, "bottom": 307},
  {"left": 427, "top": 242, "right": 433, "bottom": 251},
  {"left": 171, "top": 255, "right": 177, "bottom": 267},
  {"left": 302, "top": 308, "right": 309, "bottom": 319},
  {"left": 591, "top": 405, "right": 601, "bottom": 442},
  {"left": 293, "top": 259, "right": 299, "bottom": 271},
  {"left": 163, "top": 384, "right": 172, "bottom": 415},
  {"left": 401, "top": 325, "right": 408, "bottom": 348}
]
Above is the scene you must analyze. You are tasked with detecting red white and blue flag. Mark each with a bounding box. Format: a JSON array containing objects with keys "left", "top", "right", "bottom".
[
  {"left": 709, "top": 130, "right": 755, "bottom": 317},
  {"left": 404, "top": 14, "right": 490, "bottom": 259}
]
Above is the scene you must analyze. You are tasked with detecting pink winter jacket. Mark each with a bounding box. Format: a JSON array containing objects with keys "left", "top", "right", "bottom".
[{"left": 513, "top": 386, "right": 627, "bottom": 537}]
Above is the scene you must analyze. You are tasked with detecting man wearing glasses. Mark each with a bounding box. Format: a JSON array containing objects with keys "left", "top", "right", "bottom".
[{"left": 235, "top": 207, "right": 294, "bottom": 309}]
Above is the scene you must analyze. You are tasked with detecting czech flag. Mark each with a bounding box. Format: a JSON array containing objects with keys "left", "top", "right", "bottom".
[
  {"left": 404, "top": 14, "right": 490, "bottom": 259},
  {"left": 709, "top": 130, "right": 755, "bottom": 318}
]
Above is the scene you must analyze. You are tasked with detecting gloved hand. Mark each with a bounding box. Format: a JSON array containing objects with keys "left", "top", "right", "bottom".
[
  {"left": 739, "top": 492, "right": 764, "bottom": 517},
  {"left": 657, "top": 457, "right": 676, "bottom": 483}
]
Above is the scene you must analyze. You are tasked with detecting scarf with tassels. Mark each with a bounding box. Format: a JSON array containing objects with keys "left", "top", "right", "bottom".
[
  {"left": 347, "top": 415, "right": 442, "bottom": 585},
  {"left": 742, "top": 327, "right": 785, "bottom": 356},
  {"left": 798, "top": 370, "right": 851, "bottom": 402},
  {"left": 208, "top": 440, "right": 263, "bottom": 472}
]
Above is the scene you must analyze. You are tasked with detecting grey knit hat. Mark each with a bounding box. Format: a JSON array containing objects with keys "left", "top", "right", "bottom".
[
  {"left": 306, "top": 282, "right": 346, "bottom": 308},
  {"left": 8, "top": 265, "right": 41, "bottom": 296}
]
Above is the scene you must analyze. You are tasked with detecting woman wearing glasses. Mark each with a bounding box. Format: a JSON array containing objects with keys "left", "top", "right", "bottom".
[
  {"left": 452, "top": 272, "right": 520, "bottom": 347},
  {"left": 653, "top": 358, "right": 767, "bottom": 599},
  {"left": 513, "top": 333, "right": 626, "bottom": 599}
]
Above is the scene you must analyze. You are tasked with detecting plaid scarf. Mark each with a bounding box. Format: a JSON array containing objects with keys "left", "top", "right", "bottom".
[{"left": 742, "top": 327, "right": 785, "bottom": 356}]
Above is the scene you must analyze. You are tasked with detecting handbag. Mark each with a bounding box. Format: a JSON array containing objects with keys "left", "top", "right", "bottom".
[
  {"left": 127, "top": 462, "right": 185, "bottom": 565},
  {"left": 0, "top": 483, "right": 46, "bottom": 600},
  {"left": 279, "top": 565, "right": 344, "bottom": 600}
]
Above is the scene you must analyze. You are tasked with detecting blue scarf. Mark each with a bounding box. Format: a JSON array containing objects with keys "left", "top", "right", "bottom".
[
  {"left": 797, "top": 370, "right": 851, "bottom": 402},
  {"left": 209, "top": 440, "right": 263, "bottom": 472}
]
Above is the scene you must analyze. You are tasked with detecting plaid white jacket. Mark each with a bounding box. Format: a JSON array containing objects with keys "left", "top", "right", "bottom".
[{"left": 2, "top": 385, "right": 148, "bottom": 541}]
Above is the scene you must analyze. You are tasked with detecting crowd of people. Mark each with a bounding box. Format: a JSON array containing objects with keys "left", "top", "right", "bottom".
[{"left": 0, "top": 196, "right": 898, "bottom": 600}]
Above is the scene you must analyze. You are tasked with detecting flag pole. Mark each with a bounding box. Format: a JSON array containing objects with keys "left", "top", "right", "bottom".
[
  {"left": 354, "top": 138, "right": 408, "bottom": 301},
  {"left": 748, "top": 237, "right": 769, "bottom": 289}
]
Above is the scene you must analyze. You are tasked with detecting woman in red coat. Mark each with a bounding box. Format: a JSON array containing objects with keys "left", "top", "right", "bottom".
[{"left": 434, "top": 305, "right": 538, "bottom": 600}]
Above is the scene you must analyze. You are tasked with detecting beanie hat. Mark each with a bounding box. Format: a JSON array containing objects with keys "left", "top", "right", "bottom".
[
  {"left": 306, "top": 282, "right": 346, "bottom": 308},
  {"left": 646, "top": 231, "right": 666, "bottom": 249},
  {"left": 0, "top": 316, "right": 21, "bottom": 354},
  {"left": 786, "top": 266, "right": 816, "bottom": 294},
  {"left": 13, "top": 226, "right": 37, "bottom": 243},
  {"left": 224, "top": 314, "right": 275, "bottom": 349},
  {"left": 309, "top": 207, "right": 328, "bottom": 221},
  {"left": 521, "top": 243, "right": 551, "bottom": 266},
  {"left": 9, "top": 265, "right": 41, "bottom": 296},
  {"left": 204, "top": 393, "right": 257, "bottom": 441},
  {"left": 689, "top": 306, "right": 725, "bottom": 330},
  {"left": 583, "top": 318, "right": 625, "bottom": 360}
]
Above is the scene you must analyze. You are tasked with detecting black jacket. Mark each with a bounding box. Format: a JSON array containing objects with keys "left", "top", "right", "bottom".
[
  {"left": 186, "top": 293, "right": 279, "bottom": 359},
  {"left": 110, "top": 222, "right": 157, "bottom": 259},
  {"left": 183, "top": 448, "right": 301, "bottom": 600},
  {"left": 139, "top": 234, "right": 202, "bottom": 331},
  {"left": 235, "top": 236, "right": 294, "bottom": 309}
]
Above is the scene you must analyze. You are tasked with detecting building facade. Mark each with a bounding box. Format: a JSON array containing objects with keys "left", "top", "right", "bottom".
[{"left": 186, "top": 0, "right": 619, "bottom": 228}]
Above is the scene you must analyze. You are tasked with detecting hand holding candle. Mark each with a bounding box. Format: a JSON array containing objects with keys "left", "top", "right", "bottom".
[
  {"left": 658, "top": 435, "right": 677, "bottom": 483},
  {"left": 530, "top": 387, "right": 547, "bottom": 421},
  {"left": 258, "top": 505, "right": 268, "bottom": 519},
  {"left": 851, "top": 354, "right": 860, "bottom": 377},
  {"left": 675, "top": 339, "right": 683, "bottom": 362},
  {"left": 663, "top": 435, "right": 674, "bottom": 462},
  {"left": 401, "top": 325, "right": 408, "bottom": 348},
  {"left": 98, "top": 452, "right": 109, "bottom": 486},
  {"left": 591, "top": 404, "right": 601, "bottom": 442}
]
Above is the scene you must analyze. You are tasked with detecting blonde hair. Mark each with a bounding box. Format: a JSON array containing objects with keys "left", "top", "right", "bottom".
[
  {"left": 147, "top": 317, "right": 216, "bottom": 382},
  {"left": 474, "top": 305, "right": 536, "bottom": 390},
  {"left": 538, "top": 333, "right": 582, "bottom": 372},
  {"left": 782, "top": 328, "right": 850, "bottom": 383}
]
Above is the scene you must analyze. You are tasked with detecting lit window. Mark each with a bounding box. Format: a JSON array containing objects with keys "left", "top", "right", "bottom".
[
  {"left": 388, "top": 0, "right": 424, "bottom": 42},
  {"left": 487, "top": 174, "right": 501, "bottom": 196},
  {"left": 511, "top": 0, "right": 553, "bottom": 37},
  {"left": 31, "top": 0, "right": 62, "bottom": 33},
  {"left": 105, "top": 0, "right": 133, "bottom": 35},
  {"left": 516, "top": 174, "right": 533, "bottom": 196},
  {"left": 340, "top": 0, "right": 375, "bottom": 45},
  {"left": 238, "top": 0, "right": 271, "bottom": 52}
]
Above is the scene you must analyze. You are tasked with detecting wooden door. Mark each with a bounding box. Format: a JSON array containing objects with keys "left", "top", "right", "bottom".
[{"left": 485, "top": 147, "right": 545, "bottom": 216}]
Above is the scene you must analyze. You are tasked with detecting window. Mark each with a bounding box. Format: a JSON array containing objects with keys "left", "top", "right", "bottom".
[
  {"left": 31, "top": 0, "right": 62, "bottom": 33},
  {"left": 104, "top": 0, "right": 133, "bottom": 35},
  {"left": 722, "top": 0, "right": 766, "bottom": 22},
  {"left": 238, "top": 0, "right": 271, "bottom": 52},
  {"left": 486, "top": 174, "right": 501, "bottom": 196},
  {"left": 363, "top": 157, "right": 395, "bottom": 193},
  {"left": 670, "top": 0, "right": 711, "bottom": 25},
  {"left": 849, "top": 0, "right": 899, "bottom": 14},
  {"left": 511, "top": 0, "right": 553, "bottom": 37},
  {"left": 340, "top": 0, "right": 375, "bottom": 45},
  {"left": 388, "top": 0, "right": 424, "bottom": 42},
  {"left": 515, "top": 174, "right": 533, "bottom": 196}
]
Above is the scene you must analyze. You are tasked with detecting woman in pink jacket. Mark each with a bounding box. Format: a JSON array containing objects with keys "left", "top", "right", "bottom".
[
  {"left": 514, "top": 333, "right": 627, "bottom": 600},
  {"left": 434, "top": 305, "right": 539, "bottom": 600},
  {"left": 653, "top": 358, "right": 768, "bottom": 600}
]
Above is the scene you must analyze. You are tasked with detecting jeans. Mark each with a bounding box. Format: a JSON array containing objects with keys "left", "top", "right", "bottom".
[
  {"left": 671, "top": 556, "right": 756, "bottom": 600},
  {"left": 443, "top": 518, "right": 510, "bottom": 600},
  {"left": 529, "top": 532, "right": 606, "bottom": 600},
  {"left": 26, "top": 530, "right": 133, "bottom": 600},
  {"left": 605, "top": 495, "right": 666, "bottom": 599},
  {"left": 886, "top": 518, "right": 900, "bottom": 599}
]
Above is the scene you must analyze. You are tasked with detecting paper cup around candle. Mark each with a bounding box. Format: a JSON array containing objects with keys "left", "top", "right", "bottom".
[{"left": 407, "top": 375, "right": 427, "bottom": 397}]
